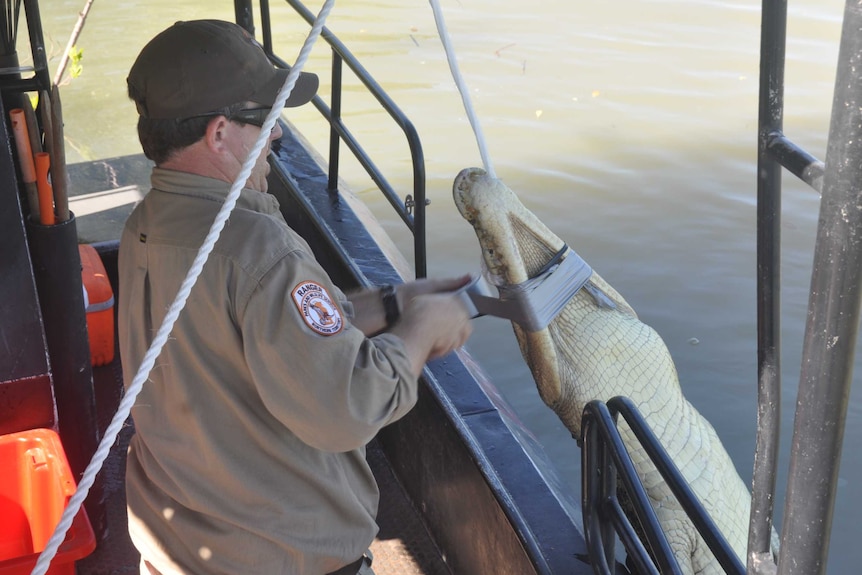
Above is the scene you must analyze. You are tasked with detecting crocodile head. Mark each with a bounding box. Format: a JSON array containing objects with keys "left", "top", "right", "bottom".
[
  {"left": 453, "top": 167, "right": 564, "bottom": 287},
  {"left": 453, "top": 166, "right": 638, "bottom": 437}
]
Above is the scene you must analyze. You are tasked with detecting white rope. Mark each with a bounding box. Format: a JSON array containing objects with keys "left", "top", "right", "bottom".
[
  {"left": 428, "top": 0, "right": 495, "bottom": 179},
  {"left": 29, "top": 2, "right": 335, "bottom": 573}
]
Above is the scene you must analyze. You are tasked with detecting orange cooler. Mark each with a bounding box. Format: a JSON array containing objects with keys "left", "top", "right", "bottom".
[
  {"left": 79, "top": 244, "right": 115, "bottom": 366},
  {"left": 0, "top": 428, "right": 96, "bottom": 575}
]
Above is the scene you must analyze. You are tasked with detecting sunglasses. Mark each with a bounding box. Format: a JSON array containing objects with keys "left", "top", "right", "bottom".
[
  {"left": 182, "top": 106, "right": 274, "bottom": 128},
  {"left": 229, "top": 107, "right": 274, "bottom": 128}
]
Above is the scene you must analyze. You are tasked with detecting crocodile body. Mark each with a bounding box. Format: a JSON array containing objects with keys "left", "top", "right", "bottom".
[{"left": 453, "top": 167, "right": 755, "bottom": 574}]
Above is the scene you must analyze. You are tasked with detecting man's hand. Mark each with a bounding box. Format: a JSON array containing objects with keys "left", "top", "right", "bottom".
[
  {"left": 395, "top": 275, "right": 473, "bottom": 307},
  {"left": 390, "top": 290, "right": 473, "bottom": 377},
  {"left": 347, "top": 275, "right": 472, "bottom": 337},
  {"left": 347, "top": 274, "right": 474, "bottom": 377}
]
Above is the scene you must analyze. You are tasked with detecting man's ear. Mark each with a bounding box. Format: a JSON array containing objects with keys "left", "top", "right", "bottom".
[{"left": 204, "top": 116, "right": 231, "bottom": 153}]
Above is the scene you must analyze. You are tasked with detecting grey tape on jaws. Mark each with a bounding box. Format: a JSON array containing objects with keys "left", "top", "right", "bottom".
[{"left": 457, "top": 246, "right": 614, "bottom": 332}]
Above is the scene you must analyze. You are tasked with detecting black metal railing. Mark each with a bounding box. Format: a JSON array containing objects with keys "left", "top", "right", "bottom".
[
  {"left": 0, "top": 0, "right": 51, "bottom": 95},
  {"left": 581, "top": 396, "right": 745, "bottom": 575},
  {"left": 754, "top": 2, "right": 861, "bottom": 574},
  {"left": 236, "top": 0, "right": 427, "bottom": 278}
]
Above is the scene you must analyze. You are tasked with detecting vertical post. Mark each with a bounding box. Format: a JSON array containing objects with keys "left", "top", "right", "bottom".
[
  {"left": 22, "top": 0, "right": 51, "bottom": 91},
  {"left": 749, "top": 0, "right": 785, "bottom": 568},
  {"left": 260, "top": 0, "right": 273, "bottom": 54},
  {"left": 598, "top": 432, "right": 618, "bottom": 571},
  {"left": 777, "top": 2, "right": 862, "bottom": 574},
  {"left": 327, "top": 52, "right": 342, "bottom": 195},
  {"left": 234, "top": 0, "right": 254, "bottom": 34},
  {"left": 0, "top": 93, "right": 55, "bottom": 435},
  {"left": 410, "top": 139, "right": 426, "bottom": 279},
  {"left": 581, "top": 408, "right": 617, "bottom": 574},
  {"left": 27, "top": 214, "right": 106, "bottom": 537}
]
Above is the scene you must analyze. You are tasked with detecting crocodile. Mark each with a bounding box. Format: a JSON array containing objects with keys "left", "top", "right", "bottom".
[{"left": 453, "top": 166, "right": 760, "bottom": 574}]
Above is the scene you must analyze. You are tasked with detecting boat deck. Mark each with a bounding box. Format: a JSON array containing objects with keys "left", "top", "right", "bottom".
[{"left": 68, "top": 157, "right": 450, "bottom": 575}]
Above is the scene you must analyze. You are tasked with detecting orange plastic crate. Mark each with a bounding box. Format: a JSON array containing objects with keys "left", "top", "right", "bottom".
[
  {"left": 0, "top": 429, "right": 96, "bottom": 575},
  {"left": 79, "top": 244, "right": 115, "bottom": 366}
]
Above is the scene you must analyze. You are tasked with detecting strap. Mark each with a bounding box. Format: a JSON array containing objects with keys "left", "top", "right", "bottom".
[
  {"left": 457, "top": 245, "right": 614, "bottom": 331},
  {"left": 380, "top": 284, "right": 400, "bottom": 327}
]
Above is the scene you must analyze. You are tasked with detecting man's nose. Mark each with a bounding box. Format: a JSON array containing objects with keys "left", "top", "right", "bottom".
[{"left": 270, "top": 121, "right": 283, "bottom": 140}]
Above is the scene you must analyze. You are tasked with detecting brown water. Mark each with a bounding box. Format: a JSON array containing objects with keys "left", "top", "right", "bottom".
[{"left": 37, "top": 0, "right": 857, "bottom": 571}]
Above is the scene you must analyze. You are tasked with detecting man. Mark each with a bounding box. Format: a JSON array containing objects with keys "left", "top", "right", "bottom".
[{"left": 119, "top": 19, "right": 472, "bottom": 575}]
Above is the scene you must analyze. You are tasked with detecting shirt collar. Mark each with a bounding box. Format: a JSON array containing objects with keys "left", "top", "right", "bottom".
[{"left": 150, "top": 167, "right": 281, "bottom": 215}]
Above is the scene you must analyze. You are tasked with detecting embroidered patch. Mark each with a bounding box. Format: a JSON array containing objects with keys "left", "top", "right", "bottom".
[{"left": 291, "top": 281, "right": 344, "bottom": 336}]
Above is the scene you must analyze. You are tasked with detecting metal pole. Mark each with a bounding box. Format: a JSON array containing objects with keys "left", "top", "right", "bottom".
[
  {"left": 410, "top": 133, "right": 426, "bottom": 279},
  {"left": 234, "top": 0, "right": 254, "bottom": 34},
  {"left": 327, "top": 52, "right": 342, "bottom": 195},
  {"left": 22, "top": 0, "right": 50, "bottom": 91},
  {"left": 749, "top": 0, "right": 785, "bottom": 569},
  {"left": 778, "top": 2, "right": 862, "bottom": 573},
  {"left": 260, "top": 0, "right": 273, "bottom": 54}
]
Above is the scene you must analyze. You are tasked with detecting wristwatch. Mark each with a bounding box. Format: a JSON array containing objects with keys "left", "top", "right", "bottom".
[{"left": 380, "top": 284, "right": 400, "bottom": 327}]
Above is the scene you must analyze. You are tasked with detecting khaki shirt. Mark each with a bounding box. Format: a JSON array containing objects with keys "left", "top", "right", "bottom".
[{"left": 118, "top": 169, "right": 417, "bottom": 574}]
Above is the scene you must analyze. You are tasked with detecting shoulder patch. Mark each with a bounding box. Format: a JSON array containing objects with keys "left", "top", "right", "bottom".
[{"left": 291, "top": 281, "right": 344, "bottom": 336}]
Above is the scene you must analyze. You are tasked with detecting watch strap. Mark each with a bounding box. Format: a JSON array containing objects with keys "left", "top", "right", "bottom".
[{"left": 380, "top": 284, "right": 400, "bottom": 327}]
